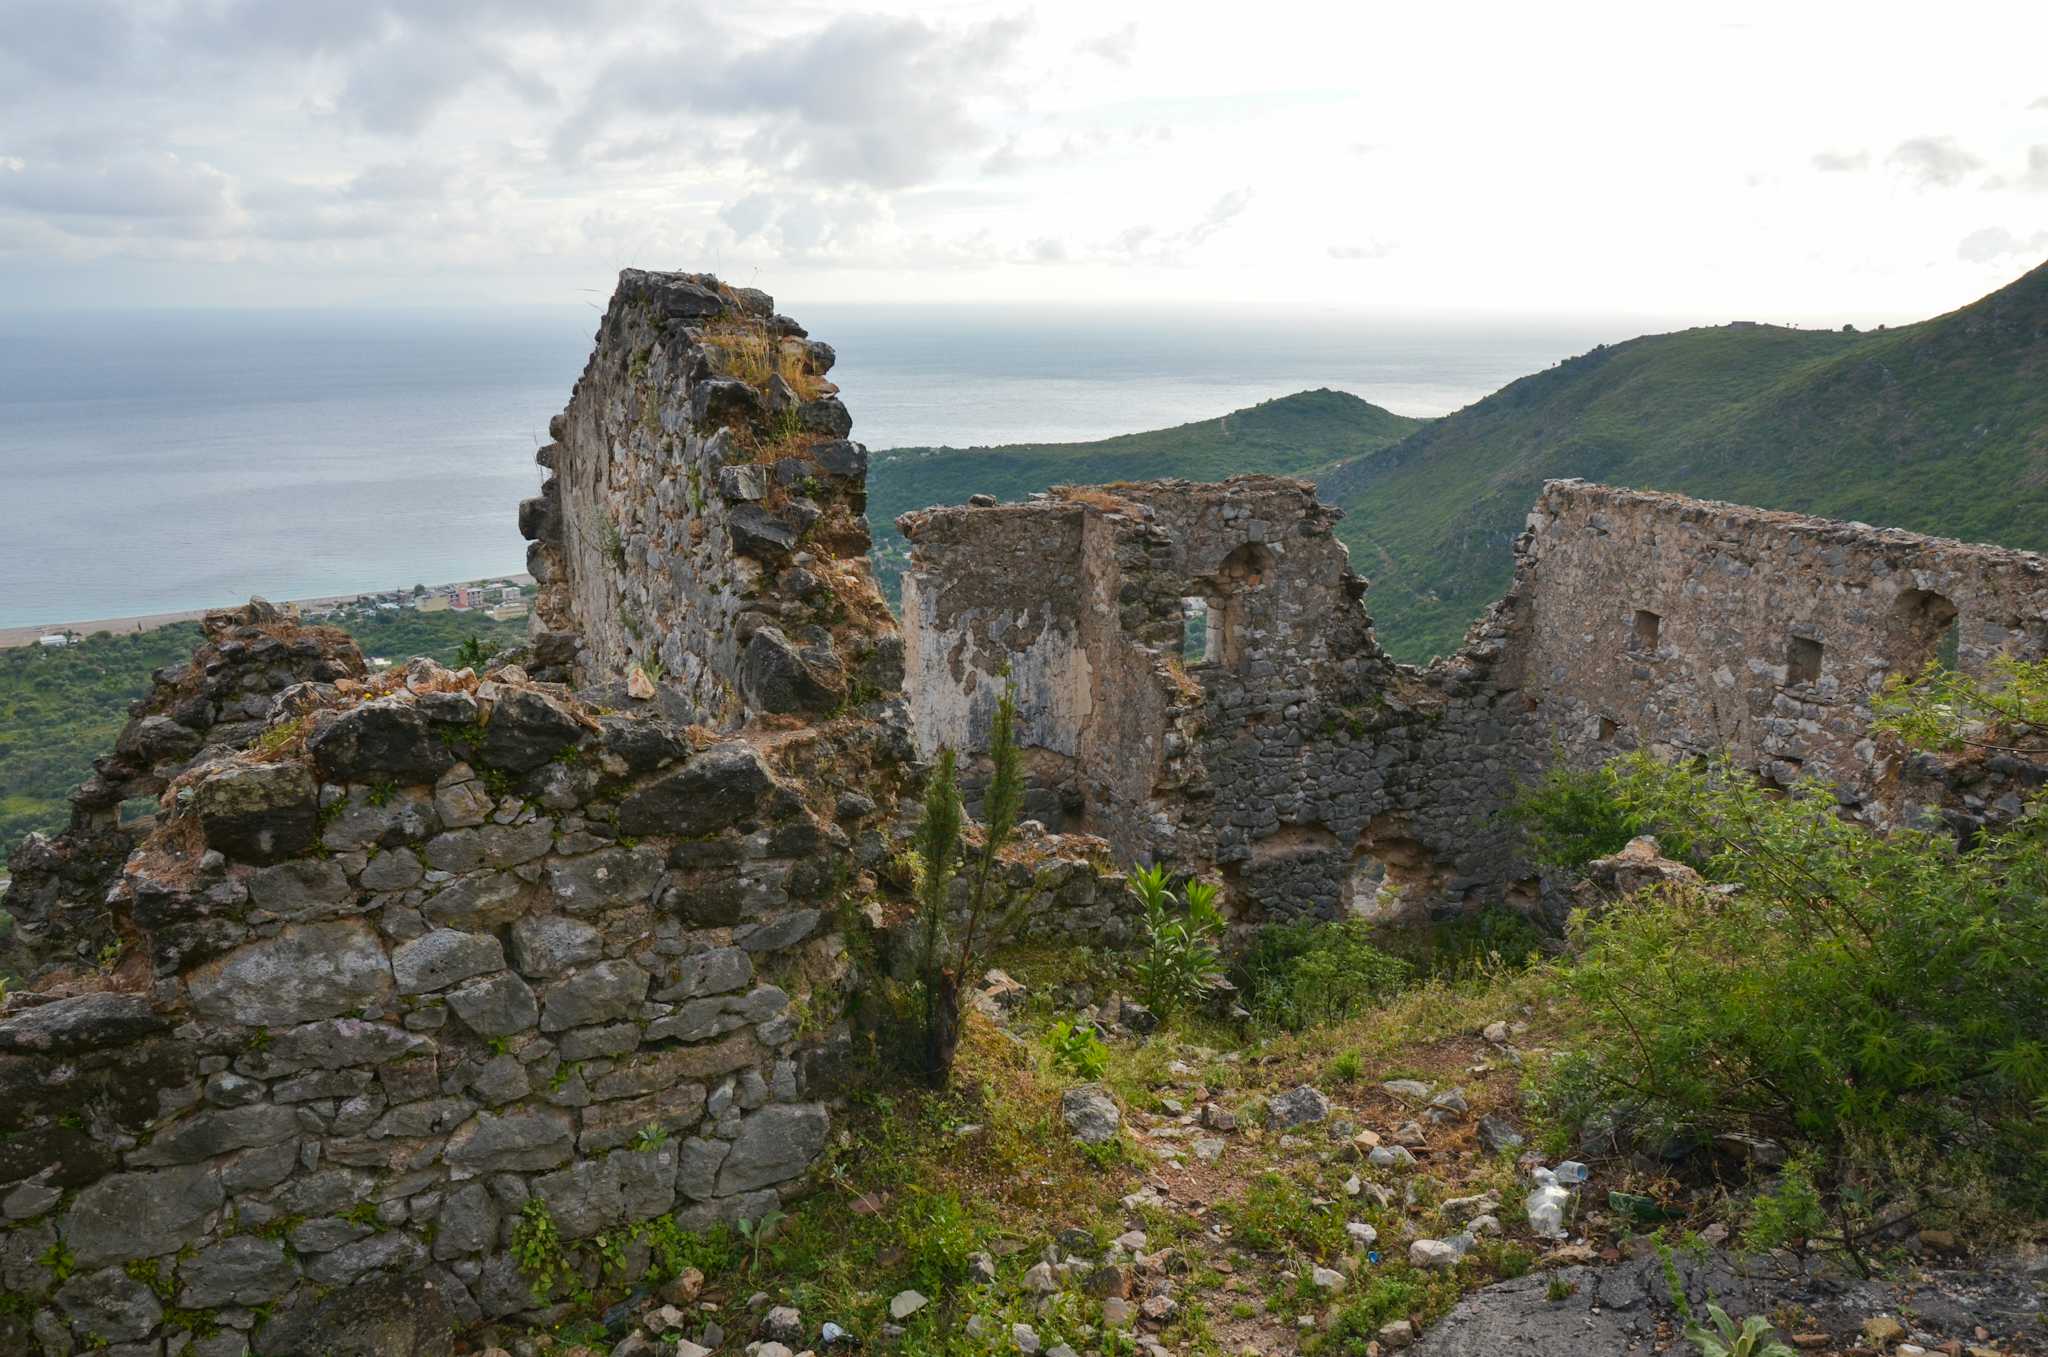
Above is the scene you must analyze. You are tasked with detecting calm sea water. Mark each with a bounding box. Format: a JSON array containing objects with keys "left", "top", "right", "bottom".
[{"left": 0, "top": 304, "right": 1635, "bottom": 629}]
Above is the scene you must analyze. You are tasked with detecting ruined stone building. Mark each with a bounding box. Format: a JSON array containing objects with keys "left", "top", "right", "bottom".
[{"left": 2, "top": 267, "right": 2044, "bottom": 1355}]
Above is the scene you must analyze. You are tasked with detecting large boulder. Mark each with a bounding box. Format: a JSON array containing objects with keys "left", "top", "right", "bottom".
[
  {"left": 480, "top": 688, "right": 585, "bottom": 771},
  {"left": 715, "top": 1104, "right": 828, "bottom": 1194},
  {"left": 0, "top": 993, "right": 166, "bottom": 1054},
  {"left": 252, "top": 1272, "right": 454, "bottom": 1357},
  {"left": 310, "top": 697, "right": 458, "bottom": 783},
  {"left": 1573, "top": 836, "right": 1704, "bottom": 913},
  {"left": 739, "top": 627, "right": 843, "bottom": 715},
  {"left": 616, "top": 744, "right": 776, "bottom": 837},
  {"left": 193, "top": 761, "right": 319, "bottom": 863}
]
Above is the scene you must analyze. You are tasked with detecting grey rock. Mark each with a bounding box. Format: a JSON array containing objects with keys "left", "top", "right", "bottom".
[
  {"left": 733, "top": 909, "right": 821, "bottom": 953},
  {"left": 675, "top": 1137, "right": 729, "bottom": 1201},
  {"left": 545, "top": 847, "right": 666, "bottom": 914},
  {"left": 61, "top": 1163, "right": 224, "bottom": 1266},
  {"left": 360, "top": 847, "right": 425, "bottom": 892},
  {"left": 0, "top": 992, "right": 166, "bottom": 1054},
  {"left": 309, "top": 698, "right": 456, "bottom": 783},
  {"left": 194, "top": 760, "right": 319, "bottom": 862},
  {"left": 130, "top": 1103, "right": 299, "bottom": 1167},
  {"left": 715, "top": 1103, "right": 828, "bottom": 1193},
  {"left": 433, "top": 1182, "right": 497, "bottom": 1260},
  {"left": 1060, "top": 1086, "right": 1120, "bottom": 1144},
  {"left": 56, "top": 1266, "right": 163, "bottom": 1343},
  {"left": 481, "top": 688, "right": 586, "bottom": 771},
  {"left": 252, "top": 1272, "right": 453, "bottom": 1357},
  {"left": 322, "top": 786, "right": 441, "bottom": 852},
  {"left": 653, "top": 946, "right": 752, "bottom": 1001},
  {"left": 446, "top": 970, "right": 540, "bottom": 1035},
  {"left": 444, "top": 1109, "right": 575, "bottom": 1172},
  {"left": 259, "top": 1017, "right": 431, "bottom": 1071},
  {"left": 540, "top": 959, "right": 649, "bottom": 1032},
  {"left": 391, "top": 929, "right": 506, "bottom": 995},
  {"left": 531, "top": 1146, "right": 677, "bottom": 1239},
  {"left": 616, "top": 744, "right": 774, "bottom": 838},
  {"left": 187, "top": 920, "right": 394, "bottom": 1026},
  {"left": 1266, "top": 1085, "right": 1331, "bottom": 1130},
  {"left": 739, "top": 626, "right": 842, "bottom": 714},
  {"left": 247, "top": 858, "right": 352, "bottom": 918},
  {"left": 178, "top": 1235, "right": 296, "bottom": 1307},
  {"left": 422, "top": 870, "right": 530, "bottom": 929},
  {"left": 1477, "top": 1115, "right": 1525, "bottom": 1156},
  {"left": 303, "top": 1231, "right": 428, "bottom": 1286},
  {"left": 507, "top": 914, "right": 603, "bottom": 978}
]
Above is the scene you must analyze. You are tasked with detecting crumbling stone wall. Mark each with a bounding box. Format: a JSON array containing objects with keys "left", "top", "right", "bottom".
[
  {"left": 899, "top": 475, "right": 2048, "bottom": 927},
  {"left": 0, "top": 646, "right": 895, "bottom": 1355},
  {"left": 521, "top": 270, "right": 900, "bottom": 727},
  {"left": 899, "top": 478, "right": 1539, "bottom": 924},
  {"left": 1500, "top": 480, "right": 2048, "bottom": 834},
  {"left": 0, "top": 271, "right": 918, "bottom": 1357}
]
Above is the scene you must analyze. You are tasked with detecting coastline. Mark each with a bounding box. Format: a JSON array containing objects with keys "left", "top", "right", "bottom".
[{"left": 0, "top": 573, "right": 534, "bottom": 650}]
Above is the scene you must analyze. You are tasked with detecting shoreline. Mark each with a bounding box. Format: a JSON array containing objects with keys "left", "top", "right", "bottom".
[{"left": 0, "top": 573, "right": 534, "bottom": 650}]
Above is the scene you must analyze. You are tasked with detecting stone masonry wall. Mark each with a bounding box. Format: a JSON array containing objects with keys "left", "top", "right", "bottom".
[
  {"left": 0, "top": 643, "right": 901, "bottom": 1356},
  {"left": 899, "top": 478, "right": 1541, "bottom": 925},
  {"left": 898, "top": 476, "right": 2048, "bottom": 927},
  {"left": 521, "top": 270, "right": 900, "bottom": 728},
  {"left": 0, "top": 270, "right": 918, "bottom": 1357},
  {"left": 1501, "top": 480, "right": 2048, "bottom": 834}
]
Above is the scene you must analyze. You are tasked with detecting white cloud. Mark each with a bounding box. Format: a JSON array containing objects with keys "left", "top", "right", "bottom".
[
  {"left": 1887, "top": 136, "right": 1984, "bottom": 188},
  {"left": 1957, "top": 225, "right": 2048, "bottom": 262},
  {"left": 1811, "top": 149, "right": 1869, "bottom": 172}
]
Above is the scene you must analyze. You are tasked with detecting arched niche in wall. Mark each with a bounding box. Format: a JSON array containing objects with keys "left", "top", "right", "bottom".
[{"left": 1190, "top": 541, "right": 1276, "bottom": 669}]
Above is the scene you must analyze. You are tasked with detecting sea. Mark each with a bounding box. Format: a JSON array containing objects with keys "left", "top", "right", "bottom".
[{"left": 0, "top": 304, "right": 1642, "bottom": 629}]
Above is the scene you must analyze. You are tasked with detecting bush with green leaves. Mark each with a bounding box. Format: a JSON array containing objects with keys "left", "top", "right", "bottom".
[
  {"left": 1543, "top": 659, "right": 2048, "bottom": 1215},
  {"left": 1232, "top": 918, "right": 1410, "bottom": 1032},
  {"left": 1507, "top": 758, "right": 1659, "bottom": 869},
  {"left": 1045, "top": 1018, "right": 1109, "bottom": 1079},
  {"left": 1129, "top": 865, "right": 1225, "bottom": 1017}
]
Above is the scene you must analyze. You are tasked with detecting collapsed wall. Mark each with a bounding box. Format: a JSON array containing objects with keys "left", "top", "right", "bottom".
[
  {"left": 900, "top": 477, "right": 2048, "bottom": 926},
  {"left": 520, "top": 270, "right": 900, "bottom": 724},
  {"left": 900, "top": 478, "right": 1543, "bottom": 925},
  {"left": 0, "top": 272, "right": 913, "bottom": 1357}
]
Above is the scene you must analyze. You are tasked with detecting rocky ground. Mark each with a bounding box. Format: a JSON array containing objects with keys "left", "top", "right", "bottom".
[{"left": 456, "top": 955, "right": 2043, "bottom": 1357}]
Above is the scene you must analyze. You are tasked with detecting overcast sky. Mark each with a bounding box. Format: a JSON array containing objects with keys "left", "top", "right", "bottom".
[{"left": 3, "top": 0, "right": 2044, "bottom": 322}]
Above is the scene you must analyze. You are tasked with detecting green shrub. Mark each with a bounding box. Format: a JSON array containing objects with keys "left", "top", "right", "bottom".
[
  {"left": 1233, "top": 919, "right": 1410, "bottom": 1031},
  {"left": 1045, "top": 1019, "right": 1109, "bottom": 1079},
  {"left": 1227, "top": 1173, "right": 1347, "bottom": 1258},
  {"left": 1554, "top": 666, "right": 2048, "bottom": 1213},
  {"left": 1508, "top": 759, "right": 1657, "bottom": 868},
  {"left": 1130, "top": 866, "right": 1225, "bottom": 1016}
]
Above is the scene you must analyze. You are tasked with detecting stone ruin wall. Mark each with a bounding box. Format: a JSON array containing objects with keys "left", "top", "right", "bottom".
[
  {"left": 0, "top": 270, "right": 926, "bottom": 1357},
  {"left": 899, "top": 478, "right": 1543, "bottom": 926},
  {"left": 900, "top": 477, "right": 2048, "bottom": 927},
  {"left": 1503, "top": 480, "right": 2048, "bottom": 836},
  {"left": 521, "top": 269, "right": 901, "bottom": 727}
]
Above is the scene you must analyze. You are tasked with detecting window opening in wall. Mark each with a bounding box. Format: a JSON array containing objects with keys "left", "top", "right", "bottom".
[
  {"left": 1938, "top": 616, "right": 1961, "bottom": 670},
  {"left": 1892, "top": 588, "right": 1960, "bottom": 676},
  {"left": 1631, "top": 609, "right": 1661, "bottom": 652},
  {"left": 1786, "top": 635, "right": 1823, "bottom": 685},
  {"left": 1180, "top": 597, "right": 1212, "bottom": 665}
]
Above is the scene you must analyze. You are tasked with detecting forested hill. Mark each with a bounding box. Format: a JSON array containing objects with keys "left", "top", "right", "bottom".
[
  {"left": 865, "top": 388, "right": 1426, "bottom": 600},
  {"left": 1320, "top": 257, "right": 2048, "bottom": 659}
]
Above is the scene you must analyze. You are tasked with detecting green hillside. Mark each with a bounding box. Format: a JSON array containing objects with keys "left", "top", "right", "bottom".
[
  {"left": 1321, "top": 258, "right": 2048, "bottom": 659},
  {"left": 865, "top": 388, "right": 1426, "bottom": 601}
]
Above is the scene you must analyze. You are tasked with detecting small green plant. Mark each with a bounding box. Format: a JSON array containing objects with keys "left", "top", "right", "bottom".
[
  {"left": 1683, "top": 1304, "right": 1796, "bottom": 1357},
  {"left": 632, "top": 1123, "right": 670, "bottom": 1152},
  {"left": 735, "top": 1206, "right": 786, "bottom": 1275},
  {"left": 1327, "top": 1049, "right": 1364, "bottom": 1083},
  {"left": 39, "top": 1240, "right": 76, "bottom": 1283},
  {"left": 509, "top": 1198, "right": 571, "bottom": 1302},
  {"left": 1046, "top": 1018, "right": 1109, "bottom": 1079},
  {"left": 454, "top": 635, "right": 490, "bottom": 671},
  {"left": 1740, "top": 1155, "right": 1828, "bottom": 1254},
  {"left": 1130, "top": 866, "right": 1226, "bottom": 1017},
  {"left": 1545, "top": 1274, "right": 1575, "bottom": 1302},
  {"left": 343, "top": 1200, "right": 381, "bottom": 1228}
]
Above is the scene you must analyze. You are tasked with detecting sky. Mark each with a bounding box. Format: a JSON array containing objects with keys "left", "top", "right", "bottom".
[{"left": 2, "top": 0, "right": 2045, "bottom": 324}]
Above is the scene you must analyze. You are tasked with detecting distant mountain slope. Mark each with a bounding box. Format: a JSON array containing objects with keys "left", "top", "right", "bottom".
[
  {"left": 1323, "top": 258, "right": 2048, "bottom": 660},
  {"left": 866, "top": 388, "right": 1426, "bottom": 600}
]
